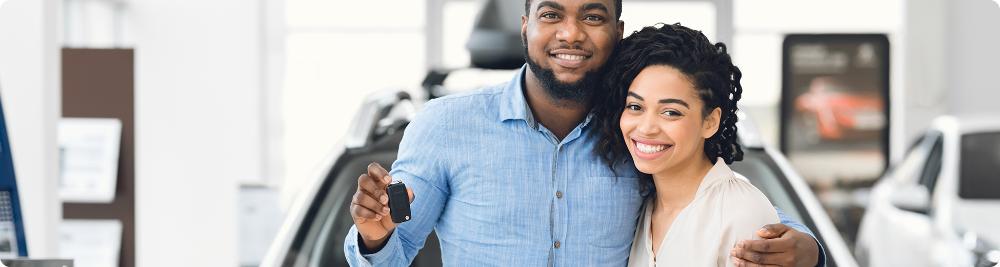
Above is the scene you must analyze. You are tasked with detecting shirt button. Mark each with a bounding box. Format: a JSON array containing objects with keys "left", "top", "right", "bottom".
[
  {"left": 556, "top": 191, "right": 563, "bottom": 199},
  {"left": 554, "top": 241, "right": 561, "bottom": 249}
]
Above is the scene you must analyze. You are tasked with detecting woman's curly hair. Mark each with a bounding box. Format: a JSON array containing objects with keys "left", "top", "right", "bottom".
[{"left": 593, "top": 23, "right": 744, "bottom": 170}]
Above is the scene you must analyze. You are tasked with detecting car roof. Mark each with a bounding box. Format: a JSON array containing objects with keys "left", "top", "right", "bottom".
[{"left": 933, "top": 114, "right": 1000, "bottom": 136}]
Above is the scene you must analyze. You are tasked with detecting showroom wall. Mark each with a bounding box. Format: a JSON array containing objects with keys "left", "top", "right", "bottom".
[
  {"left": 946, "top": 0, "right": 1000, "bottom": 116},
  {"left": 129, "top": 0, "right": 269, "bottom": 265},
  {"left": 0, "top": 0, "right": 62, "bottom": 258}
]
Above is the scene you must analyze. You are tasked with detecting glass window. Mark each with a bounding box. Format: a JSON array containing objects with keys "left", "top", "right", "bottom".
[
  {"left": 890, "top": 133, "right": 934, "bottom": 185},
  {"left": 959, "top": 132, "right": 1000, "bottom": 199},
  {"left": 919, "top": 135, "right": 943, "bottom": 194}
]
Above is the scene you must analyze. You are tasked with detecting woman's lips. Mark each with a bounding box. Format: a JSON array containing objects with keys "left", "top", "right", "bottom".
[{"left": 631, "top": 138, "right": 673, "bottom": 160}]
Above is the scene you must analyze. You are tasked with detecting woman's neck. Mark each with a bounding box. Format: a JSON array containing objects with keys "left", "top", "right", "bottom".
[{"left": 651, "top": 156, "right": 715, "bottom": 211}]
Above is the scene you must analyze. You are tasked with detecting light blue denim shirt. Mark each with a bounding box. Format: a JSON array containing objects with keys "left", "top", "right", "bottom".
[{"left": 345, "top": 65, "right": 825, "bottom": 266}]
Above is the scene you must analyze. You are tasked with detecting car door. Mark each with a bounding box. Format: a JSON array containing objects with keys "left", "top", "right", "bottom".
[{"left": 867, "top": 132, "right": 942, "bottom": 267}]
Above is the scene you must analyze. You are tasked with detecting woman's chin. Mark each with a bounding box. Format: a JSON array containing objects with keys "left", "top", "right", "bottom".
[{"left": 632, "top": 161, "right": 661, "bottom": 175}]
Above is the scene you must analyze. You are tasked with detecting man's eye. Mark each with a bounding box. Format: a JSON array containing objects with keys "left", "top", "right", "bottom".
[
  {"left": 541, "top": 13, "right": 559, "bottom": 20},
  {"left": 583, "top": 15, "right": 605, "bottom": 22}
]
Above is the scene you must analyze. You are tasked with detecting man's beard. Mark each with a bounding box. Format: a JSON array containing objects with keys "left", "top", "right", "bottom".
[{"left": 525, "top": 48, "right": 605, "bottom": 107}]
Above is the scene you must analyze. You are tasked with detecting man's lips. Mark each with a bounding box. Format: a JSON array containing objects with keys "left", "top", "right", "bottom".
[{"left": 548, "top": 49, "right": 592, "bottom": 69}]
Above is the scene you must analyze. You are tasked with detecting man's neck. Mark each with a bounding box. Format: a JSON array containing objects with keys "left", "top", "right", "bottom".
[{"left": 523, "top": 67, "right": 590, "bottom": 140}]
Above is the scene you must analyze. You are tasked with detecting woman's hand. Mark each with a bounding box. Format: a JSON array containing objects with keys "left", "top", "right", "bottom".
[{"left": 730, "top": 223, "right": 820, "bottom": 267}]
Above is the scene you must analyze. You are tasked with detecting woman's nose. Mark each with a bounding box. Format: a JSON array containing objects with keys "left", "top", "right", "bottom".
[{"left": 636, "top": 113, "right": 660, "bottom": 135}]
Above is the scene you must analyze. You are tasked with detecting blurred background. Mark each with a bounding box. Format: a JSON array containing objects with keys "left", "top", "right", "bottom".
[{"left": 0, "top": 0, "right": 997, "bottom": 266}]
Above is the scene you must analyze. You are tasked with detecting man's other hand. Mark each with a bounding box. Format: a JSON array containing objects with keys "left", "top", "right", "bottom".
[{"left": 730, "top": 223, "right": 820, "bottom": 267}]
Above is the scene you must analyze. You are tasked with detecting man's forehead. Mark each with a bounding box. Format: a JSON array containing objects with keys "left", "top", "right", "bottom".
[{"left": 529, "top": 0, "right": 616, "bottom": 13}]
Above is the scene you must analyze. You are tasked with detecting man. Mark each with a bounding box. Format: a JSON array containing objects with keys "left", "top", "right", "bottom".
[{"left": 346, "top": 0, "right": 825, "bottom": 266}]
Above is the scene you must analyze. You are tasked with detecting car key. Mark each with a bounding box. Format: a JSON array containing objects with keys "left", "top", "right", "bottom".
[{"left": 386, "top": 181, "right": 411, "bottom": 223}]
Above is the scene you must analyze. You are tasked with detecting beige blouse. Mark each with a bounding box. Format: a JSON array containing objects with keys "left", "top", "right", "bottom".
[{"left": 627, "top": 159, "right": 779, "bottom": 267}]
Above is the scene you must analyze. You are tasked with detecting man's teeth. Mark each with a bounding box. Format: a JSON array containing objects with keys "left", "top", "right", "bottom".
[
  {"left": 555, "top": 54, "right": 586, "bottom": 61},
  {"left": 636, "top": 142, "right": 668, "bottom": 154}
]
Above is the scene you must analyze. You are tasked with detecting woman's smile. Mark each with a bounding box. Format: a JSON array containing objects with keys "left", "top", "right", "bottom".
[{"left": 631, "top": 137, "right": 674, "bottom": 160}]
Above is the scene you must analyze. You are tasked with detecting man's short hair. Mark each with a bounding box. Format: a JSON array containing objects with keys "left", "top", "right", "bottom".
[{"left": 524, "top": 0, "right": 623, "bottom": 21}]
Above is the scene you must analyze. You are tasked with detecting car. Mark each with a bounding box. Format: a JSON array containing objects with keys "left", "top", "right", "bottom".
[{"left": 854, "top": 115, "right": 1000, "bottom": 267}]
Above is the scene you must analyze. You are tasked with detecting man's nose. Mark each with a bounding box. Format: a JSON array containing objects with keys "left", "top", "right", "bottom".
[{"left": 556, "top": 20, "right": 587, "bottom": 46}]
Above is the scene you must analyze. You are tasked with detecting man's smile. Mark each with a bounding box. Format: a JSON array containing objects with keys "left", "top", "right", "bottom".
[{"left": 549, "top": 48, "right": 592, "bottom": 69}]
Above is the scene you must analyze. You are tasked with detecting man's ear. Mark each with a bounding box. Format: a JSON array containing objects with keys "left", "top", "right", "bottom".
[
  {"left": 521, "top": 15, "right": 529, "bottom": 47},
  {"left": 617, "top": 20, "right": 625, "bottom": 40},
  {"left": 703, "top": 107, "right": 721, "bottom": 139}
]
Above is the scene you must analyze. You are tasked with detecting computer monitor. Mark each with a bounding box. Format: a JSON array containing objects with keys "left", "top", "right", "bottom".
[{"left": 0, "top": 80, "right": 29, "bottom": 257}]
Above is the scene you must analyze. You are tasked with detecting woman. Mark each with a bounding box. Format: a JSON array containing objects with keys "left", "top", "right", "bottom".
[{"left": 593, "top": 23, "right": 778, "bottom": 266}]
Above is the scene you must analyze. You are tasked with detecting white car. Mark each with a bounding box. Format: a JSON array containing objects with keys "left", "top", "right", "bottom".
[{"left": 855, "top": 115, "right": 1000, "bottom": 267}]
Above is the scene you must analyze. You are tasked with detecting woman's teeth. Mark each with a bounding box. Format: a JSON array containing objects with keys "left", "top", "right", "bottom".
[{"left": 636, "top": 142, "right": 668, "bottom": 154}]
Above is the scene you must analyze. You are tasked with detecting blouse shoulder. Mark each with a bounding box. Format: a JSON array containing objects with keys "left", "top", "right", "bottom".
[{"left": 700, "top": 162, "right": 780, "bottom": 228}]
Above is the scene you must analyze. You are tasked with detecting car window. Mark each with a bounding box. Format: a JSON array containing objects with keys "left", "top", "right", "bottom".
[
  {"left": 731, "top": 148, "right": 837, "bottom": 267},
  {"left": 919, "top": 134, "right": 944, "bottom": 194},
  {"left": 959, "top": 131, "right": 1000, "bottom": 199},
  {"left": 891, "top": 133, "right": 935, "bottom": 185},
  {"left": 732, "top": 151, "right": 804, "bottom": 223}
]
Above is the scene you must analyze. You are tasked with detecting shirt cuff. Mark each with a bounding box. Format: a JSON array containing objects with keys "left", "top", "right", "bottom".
[
  {"left": 814, "top": 237, "right": 827, "bottom": 267},
  {"left": 345, "top": 225, "right": 401, "bottom": 266}
]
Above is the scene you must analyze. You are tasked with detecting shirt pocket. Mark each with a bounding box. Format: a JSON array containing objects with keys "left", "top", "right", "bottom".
[{"left": 568, "top": 176, "right": 644, "bottom": 249}]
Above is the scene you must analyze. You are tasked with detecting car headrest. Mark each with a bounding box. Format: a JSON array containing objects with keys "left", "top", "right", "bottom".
[{"left": 466, "top": 0, "right": 526, "bottom": 69}]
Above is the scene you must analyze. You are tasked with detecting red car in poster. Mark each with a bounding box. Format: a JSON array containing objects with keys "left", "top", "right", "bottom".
[{"left": 795, "top": 77, "right": 885, "bottom": 142}]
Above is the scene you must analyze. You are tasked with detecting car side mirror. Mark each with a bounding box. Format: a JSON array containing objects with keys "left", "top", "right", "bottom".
[{"left": 890, "top": 184, "right": 930, "bottom": 214}]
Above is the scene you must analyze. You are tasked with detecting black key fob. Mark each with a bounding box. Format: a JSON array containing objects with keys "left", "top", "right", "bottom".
[{"left": 386, "top": 181, "right": 411, "bottom": 223}]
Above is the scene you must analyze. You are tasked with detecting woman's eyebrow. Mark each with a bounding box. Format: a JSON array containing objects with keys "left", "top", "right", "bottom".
[
  {"left": 658, "top": 98, "right": 690, "bottom": 108},
  {"left": 627, "top": 92, "right": 644, "bottom": 100}
]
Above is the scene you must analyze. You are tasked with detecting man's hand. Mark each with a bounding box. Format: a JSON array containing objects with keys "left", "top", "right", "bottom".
[
  {"left": 730, "top": 223, "right": 820, "bottom": 267},
  {"left": 349, "top": 163, "right": 414, "bottom": 251}
]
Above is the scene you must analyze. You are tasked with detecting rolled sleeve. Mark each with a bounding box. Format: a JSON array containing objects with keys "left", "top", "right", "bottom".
[
  {"left": 776, "top": 208, "right": 827, "bottom": 267},
  {"left": 344, "top": 225, "right": 406, "bottom": 266}
]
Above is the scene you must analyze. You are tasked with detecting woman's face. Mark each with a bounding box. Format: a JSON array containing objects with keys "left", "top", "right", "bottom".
[{"left": 620, "top": 65, "right": 720, "bottom": 175}]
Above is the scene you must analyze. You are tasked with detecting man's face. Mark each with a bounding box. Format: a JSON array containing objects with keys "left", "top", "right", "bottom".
[{"left": 522, "top": 0, "right": 623, "bottom": 101}]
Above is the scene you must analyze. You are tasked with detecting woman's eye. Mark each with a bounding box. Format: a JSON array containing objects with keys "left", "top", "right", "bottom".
[
  {"left": 661, "top": 110, "right": 682, "bottom": 117},
  {"left": 625, "top": 104, "right": 642, "bottom": 111}
]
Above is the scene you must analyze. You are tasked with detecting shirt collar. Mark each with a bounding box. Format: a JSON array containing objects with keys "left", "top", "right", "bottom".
[{"left": 499, "top": 65, "right": 538, "bottom": 128}]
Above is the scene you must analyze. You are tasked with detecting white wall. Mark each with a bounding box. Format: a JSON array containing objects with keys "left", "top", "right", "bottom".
[
  {"left": 945, "top": 0, "right": 1000, "bottom": 115},
  {"left": 280, "top": 0, "right": 427, "bottom": 208},
  {"left": 130, "top": 0, "right": 267, "bottom": 265},
  {"left": 899, "top": 0, "right": 947, "bottom": 161},
  {"left": 0, "top": 0, "right": 62, "bottom": 258}
]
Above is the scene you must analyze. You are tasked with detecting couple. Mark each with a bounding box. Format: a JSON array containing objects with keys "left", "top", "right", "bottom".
[{"left": 346, "top": 0, "right": 824, "bottom": 266}]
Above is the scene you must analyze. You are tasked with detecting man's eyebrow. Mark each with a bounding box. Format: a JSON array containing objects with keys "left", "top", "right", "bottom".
[
  {"left": 581, "top": 2, "right": 609, "bottom": 14},
  {"left": 536, "top": 1, "right": 565, "bottom": 12},
  {"left": 659, "top": 98, "right": 690, "bottom": 108},
  {"left": 627, "top": 92, "right": 644, "bottom": 100}
]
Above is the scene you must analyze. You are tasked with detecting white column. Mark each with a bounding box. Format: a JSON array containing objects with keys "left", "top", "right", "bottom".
[
  {"left": 130, "top": 0, "right": 265, "bottom": 265},
  {"left": 0, "top": 0, "right": 62, "bottom": 258},
  {"left": 897, "top": 0, "right": 947, "bottom": 162}
]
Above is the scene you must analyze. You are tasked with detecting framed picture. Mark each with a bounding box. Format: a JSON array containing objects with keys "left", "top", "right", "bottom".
[{"left": 781, "top": 34, "right": 890, "bottom": 184}]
